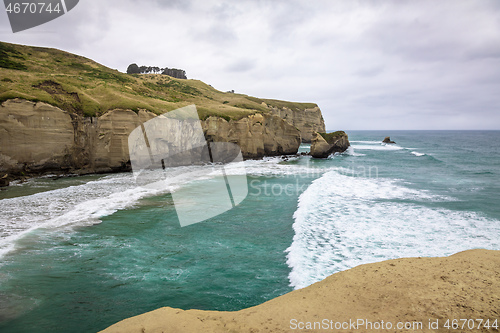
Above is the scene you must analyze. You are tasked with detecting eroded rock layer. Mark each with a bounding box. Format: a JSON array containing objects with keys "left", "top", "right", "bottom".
[
  {"left": 0, "top": 99, "right": 301, "bottom": 179},
  {"left": 310, "top": 131, "right": 350, "bottom": 158}
]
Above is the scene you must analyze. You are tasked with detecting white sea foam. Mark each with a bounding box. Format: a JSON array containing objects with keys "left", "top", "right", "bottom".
[
  {"left": 344, "top": 146, "right": 365, "bottom": 157},
  {"left": 351, "top": 140, "right": 429, "bottom": 156},
  {"left": 0, "top": 164, "right": 239, "bottom": 258},
  {"left": 286, "top": 171, "right": 500, "bottom": 289},
  {"left": 352, "top": 144, "right": 404, "bottom": 151},
  {"left": 225, "top": 157, "right": 333, "bottom": 178},
  {"left": 0, "top": 174, "right": 164, "bottom": 258},
  {"left": 350, "top": 140, "right": 382, "bottom": 144},
  {"left": 1, "top": 156, "right": 329, "bottom": 258}
]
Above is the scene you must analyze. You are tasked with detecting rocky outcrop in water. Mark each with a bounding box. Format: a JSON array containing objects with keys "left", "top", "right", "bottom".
[
  {"left": 310, "top": 131, "right": 350, "bottom": 158},
  {"left": 383, "top": 136, "right": 396, "bottom": 144},
  {"left": 0, "top": 174, "right": 8, "bottom": 187},
  {"left": 0, "top": 99, "right": 301, "bottom": 181}
]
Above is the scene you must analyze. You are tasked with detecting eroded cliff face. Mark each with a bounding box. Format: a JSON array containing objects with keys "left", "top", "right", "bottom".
[
  {"left": 0, "top": 99, "right": 75, "bottom": 173},
  {"left": 203, "top": 113, "right": 300, "bottom": 159},
  {"left": 94, "top": 109, "right": 156, "bottom": 172},
  {"left": 266, "top": 105, "right": 325, "bottom": 143},
  {"left": 0, "top": 99, "right": 159, "bottom": 176},
  {"left": 0, "top": 99, "right": 301, "bottom": 179}
]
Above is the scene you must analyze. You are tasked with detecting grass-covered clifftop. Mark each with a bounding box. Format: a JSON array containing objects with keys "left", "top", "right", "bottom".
[
  {"left": 319, "top": 131, "right": 347, "bottom": 143},
  {"left": 0, "top": 41, "right": 317, "bottom": 120}
]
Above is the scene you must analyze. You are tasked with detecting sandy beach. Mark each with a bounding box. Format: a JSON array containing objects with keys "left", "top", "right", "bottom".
[{"left": 101, "top": 249, "right": 499, "bottom": 332}]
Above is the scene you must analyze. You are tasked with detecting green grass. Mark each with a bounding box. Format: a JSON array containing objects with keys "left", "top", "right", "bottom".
[
  {"left": 0, "top": 41, "right": 318, "bottom": 119},
  {"left": 319, "top": 131, "right": 347, "bottom": 143},
  {"left": 0, "top": 43, "right": 28, "bottom": 71},
  {"left": 245, "top": 96, "right": 317, "bottom": 111}
]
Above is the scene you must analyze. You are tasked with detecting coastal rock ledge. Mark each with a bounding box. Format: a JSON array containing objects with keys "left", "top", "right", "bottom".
[
  {"left": 0, "top": 99, "right": 301, "bottom": 180},
  {"left": 310, "top": 131, "right": 350, "bottom": 158},
  {"left": 100, "top": 249, "right": 500, "bottom": 333}
]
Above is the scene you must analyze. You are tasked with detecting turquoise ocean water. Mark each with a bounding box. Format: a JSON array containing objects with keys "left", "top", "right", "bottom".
[{"left": 0, "top": 131, "right": 499, "bottom": 332}]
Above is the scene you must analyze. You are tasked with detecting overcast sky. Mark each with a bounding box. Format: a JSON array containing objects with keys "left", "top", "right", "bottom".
[{"left": 1, "top": 0, "right": 500, "bottom": 130}]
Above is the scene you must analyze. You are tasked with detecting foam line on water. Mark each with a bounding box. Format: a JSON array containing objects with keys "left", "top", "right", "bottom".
[
  {"left": 0, "top": 156, "right": 315, "bottom": 259},
  {"left": 286, "top": 170, "right": 500, "bottom": 289},
  {"left": 351, "top": 141, "right": 430, "bottom": 157},
  {"left": 0, "top": 155, "right": 368, "bottom": 260},
  {"left": 352, "top": 144, "right": 404, "bottom": 151},
  {"left": 350, "top": 140, "right": 384, "bottom": 144},
  {"left": 344, "top": 146, "right": 365, "bottom": 156},
  {"left": 0, "top": 174, "right": 164, "bottom": 258},
  {"left": 224, "top": 157, "right": 333, "bottom": 178},
  {"left": 0, "top": 164, "right": 241, "bottom": 259}
]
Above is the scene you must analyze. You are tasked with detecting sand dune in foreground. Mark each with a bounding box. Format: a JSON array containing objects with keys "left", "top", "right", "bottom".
[{"left": 101, "top": 249, "right": 499, "bottom": 332}]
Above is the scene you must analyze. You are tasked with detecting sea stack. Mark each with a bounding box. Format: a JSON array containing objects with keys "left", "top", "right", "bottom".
[
  {"left": 383, "top": 136, "right": 396, "bottom": 144},
  {"left": 0, "top": 174, "right": 9, "bottom": 187},
  {"left": 310, "top": 131, "right": 350, "bottom": 158}
]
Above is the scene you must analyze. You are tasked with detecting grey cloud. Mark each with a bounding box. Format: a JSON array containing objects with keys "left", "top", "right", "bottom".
[
  {"left": 267, "top": 1, "right": 312, "bottom": 40},
  {"left": 465, "top": 43, "right": 500, "bottom": 60},
  {"left": 152, "top": 0, "right": 192, "bottom": 10},
  {"left": 1, "top": 0, "right": 500, "bottom": 129},
  {"left": 194, "top": 23, "right": 238, "bottom": 45},
  {"left": 353, "top": 66, "right": 385, "bottom": 78},
  {"left": 225, "top": 59, "right": 256, "bottom": 73},
  {"left": 187, "top": 2, "right": 241, "bottom": 46}
]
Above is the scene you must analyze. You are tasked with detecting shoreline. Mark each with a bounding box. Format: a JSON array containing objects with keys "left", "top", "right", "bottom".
[
  {"left": 100, "top": 249, "right": 500, "bottom": 333},
  {"left": 0, "top": 153, "right": 310, "bottom": 187}
]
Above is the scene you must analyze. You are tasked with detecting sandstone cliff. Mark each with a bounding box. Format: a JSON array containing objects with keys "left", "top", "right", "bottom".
[
  {"left": 0, "top": 41, "right": 326, "bottom": 183},
  {"left": 0, "top": 99, "right": 300, "bottom": 180},
  {"left": 266, "top": 104, "right": 325, "bottom": 143},
  {"left": 0, "top": 42, "right": 325, "bottom": 182},
  {"left": 310, "top": 131, "right": 350, "bottom": 158},
  {"left": 203, "top": 113, "right": 300, "bottom": 159}
]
